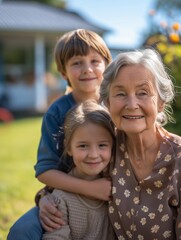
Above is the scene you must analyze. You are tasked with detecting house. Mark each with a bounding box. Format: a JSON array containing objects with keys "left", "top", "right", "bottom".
[{"left": 0, "top": 1, "right": 109, "bottom": 115}]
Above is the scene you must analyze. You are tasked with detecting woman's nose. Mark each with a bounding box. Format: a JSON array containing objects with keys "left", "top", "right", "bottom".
[{"left": 125, "top": 96, "right": 139, "bottom": 110}]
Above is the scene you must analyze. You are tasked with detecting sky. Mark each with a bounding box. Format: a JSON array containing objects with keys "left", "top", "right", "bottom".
[{"left": 67, "top": 0, "right": 154, "bottom": 49}]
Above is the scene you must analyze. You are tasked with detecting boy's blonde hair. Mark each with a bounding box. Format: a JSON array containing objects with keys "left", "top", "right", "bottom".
[{"left": 54, "top": 29, "right": 112, "bottom": 76}]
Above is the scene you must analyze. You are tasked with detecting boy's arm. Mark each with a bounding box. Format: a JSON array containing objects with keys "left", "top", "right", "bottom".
[
  {"left": 38, "top": 169, "right": 112, "bottom": 201},
  {"left": 35, "top": 112, "right": 62, "bottom": 177},
  {"left": 35, "top": 95, "right": 76, "bottom": 177}
]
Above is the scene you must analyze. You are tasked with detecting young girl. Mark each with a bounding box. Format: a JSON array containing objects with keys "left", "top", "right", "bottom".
[{"left": 42, "top": 99, "right": 116, "bottom": 240}]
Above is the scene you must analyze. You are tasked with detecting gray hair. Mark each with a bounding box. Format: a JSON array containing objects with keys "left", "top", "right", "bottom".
[{"left": 100, "top": 48, "right": 175, "bottom": 126}]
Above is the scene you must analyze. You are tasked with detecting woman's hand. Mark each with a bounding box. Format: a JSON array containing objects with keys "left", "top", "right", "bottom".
[
  {"left": 88, "top": 178, "right": 112, "bottom": 201},
  {"left": 39, "top": 194, "right": 65, "bottom": 232}
]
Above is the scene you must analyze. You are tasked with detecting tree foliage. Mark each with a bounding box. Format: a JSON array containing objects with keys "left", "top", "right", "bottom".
[
  {"left": 154, "top": 0, "right": 181, "bottom": 15},
  {"left": 143, "top": 0, "right": 181, "bottom": 134}
]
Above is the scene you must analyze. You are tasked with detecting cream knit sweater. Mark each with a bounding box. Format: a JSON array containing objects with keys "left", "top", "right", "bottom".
[{"left": 42, "top": 179, "right": 116, "bottom": 240}]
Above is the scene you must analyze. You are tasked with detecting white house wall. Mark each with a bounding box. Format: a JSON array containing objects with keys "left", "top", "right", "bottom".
[{"left": 34, "top": 35, "right": 47, "bottom": 112}]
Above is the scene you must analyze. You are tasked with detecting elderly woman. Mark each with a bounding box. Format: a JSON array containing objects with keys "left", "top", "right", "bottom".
[{"left": 100, "top": 48, "right": 181, "bottom": 239}]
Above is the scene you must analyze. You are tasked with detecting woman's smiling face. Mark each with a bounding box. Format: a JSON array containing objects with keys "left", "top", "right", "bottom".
[{"left": 108, "top": 64, "right": 164, "bottom": 134}]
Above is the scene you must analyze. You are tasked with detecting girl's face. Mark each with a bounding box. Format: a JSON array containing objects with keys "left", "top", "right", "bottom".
[
  {"left": 63, "top": 49, "right": 106, "bottom": 97},
  {"left": 108, "top": 64, "right": 164, "bottom": 134},
  {"left": 68, "top": 122, "right": 113, "bottom": 178}
]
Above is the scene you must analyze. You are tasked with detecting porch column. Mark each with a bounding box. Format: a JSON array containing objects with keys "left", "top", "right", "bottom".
[{"left": 34, "top": 35, "right": 47, "bottom": 112}]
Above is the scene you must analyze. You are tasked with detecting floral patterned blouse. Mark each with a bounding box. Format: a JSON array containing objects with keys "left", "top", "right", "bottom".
[{"left": 109, "top": 127, "right": 181, "bottom": 240}]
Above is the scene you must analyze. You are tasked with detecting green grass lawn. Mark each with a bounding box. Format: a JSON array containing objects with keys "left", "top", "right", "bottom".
[{"left": 0, "top": 117, "right": 44, "bottom": 240}]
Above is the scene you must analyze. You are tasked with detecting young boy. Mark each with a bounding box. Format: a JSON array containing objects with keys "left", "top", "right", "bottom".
[{"left": 7, "top": 29, "right": 112, "bottom": 240}]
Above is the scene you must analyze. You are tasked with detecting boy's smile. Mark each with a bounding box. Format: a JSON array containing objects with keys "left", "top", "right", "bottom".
[{"left": 79, "top": 77, "right": 97, "bottom": 81}]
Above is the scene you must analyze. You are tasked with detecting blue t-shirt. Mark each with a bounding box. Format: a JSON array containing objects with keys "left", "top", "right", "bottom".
[{"left": 34, "top": 93, "right": 76, "bottom": 177}]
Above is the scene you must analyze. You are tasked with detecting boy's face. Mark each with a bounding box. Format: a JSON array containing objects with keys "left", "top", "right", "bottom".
[{"left": 62, "top": 49, "right": 106, "bottom": 98}]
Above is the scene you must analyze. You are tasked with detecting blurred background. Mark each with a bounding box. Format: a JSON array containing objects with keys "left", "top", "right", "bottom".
[{"left": 0, "top": 0, "right": 181, "bottom": 239}]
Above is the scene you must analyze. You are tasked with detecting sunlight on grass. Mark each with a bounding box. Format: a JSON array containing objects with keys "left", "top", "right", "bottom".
[{"left": 0, "top": 118, "right": 44, "bottom": 240}]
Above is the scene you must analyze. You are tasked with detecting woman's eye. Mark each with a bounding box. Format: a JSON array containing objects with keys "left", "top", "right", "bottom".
[
  {"left": 138, "top": 91, "right": 148, "bottom": 97},
  {"left": 115, "top": 92, "right": 125, "bottom": 97}
]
